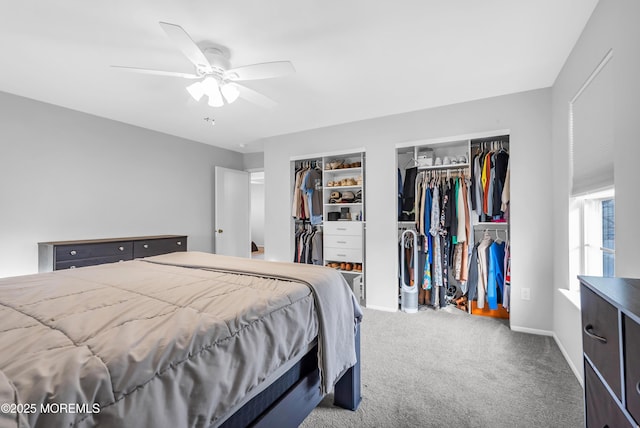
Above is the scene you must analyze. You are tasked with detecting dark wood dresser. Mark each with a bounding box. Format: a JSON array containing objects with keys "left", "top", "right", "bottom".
[
  {"left": 38, "top": 235, "right": 187, "bottom": 272},
  {"left": 579, "top": 276, "right": 640, "bottom": 428}
]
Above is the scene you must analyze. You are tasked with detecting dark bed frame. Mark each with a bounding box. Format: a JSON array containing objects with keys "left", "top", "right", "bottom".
[{"left": 220, "top": 322, "right": 362, "bottom": 428}]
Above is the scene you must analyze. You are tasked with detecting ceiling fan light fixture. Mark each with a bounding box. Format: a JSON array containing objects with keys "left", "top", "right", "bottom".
[
  {"left": 201, "top": 76, "right": 218, "bottom": 94},
  {"left": 112, "top": 22, "right": 294, "bottom": 110},
  {"left": 200, "top": 76, "right": 222, "bottom": 107},
  {"left": 208, "top": 92, "right": 224, "bottom": 108},
  {"left": 208, "top": 94, "right": 224, "bottom": 107},
  {"left": 220, "top": 83, "right": 240, "bottom": 104},
  {"left": 186, "top": 81, "right": 204, "bottom": 101}
]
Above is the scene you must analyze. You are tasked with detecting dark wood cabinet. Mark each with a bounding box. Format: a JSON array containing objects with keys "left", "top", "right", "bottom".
[
  {"left": 581, "top": 285, "right": 622, "bottom": 400},
  {"left": 38, "top": 235, "right": 187, "bottom": 272},
  {"left": 579, "top": 276, "right": 640, "bottom": 428},
  {"left": 585, "top": 362, "right": 633, "bottom": 428},
  {"left": 625, "top": 315, "right": 640, "bottom": 424}
]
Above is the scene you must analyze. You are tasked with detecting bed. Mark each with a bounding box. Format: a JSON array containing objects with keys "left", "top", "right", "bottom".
[{"left": 0, "top": 251, "right": 362, "bottom": 427}]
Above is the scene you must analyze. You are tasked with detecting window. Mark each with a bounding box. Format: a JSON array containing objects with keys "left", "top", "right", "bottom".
[
  {"left": 569, "top": 188, "right": 615, "bottom": 290},
  {"left": 601, "top": 198, "right": 615, "bottom": 276}
]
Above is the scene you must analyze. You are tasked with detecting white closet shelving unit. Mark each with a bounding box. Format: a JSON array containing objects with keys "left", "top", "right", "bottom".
[
  {"left": 290, "top": 150, "right": 366, "bottom": 306},
  {"left": 396, "top": 131, "right": 511, "bottom": 316}
]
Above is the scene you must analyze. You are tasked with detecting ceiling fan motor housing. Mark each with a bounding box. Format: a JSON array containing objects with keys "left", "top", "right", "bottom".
[{"left": 202, "top": 48, "right": 230, "bottom": 76}]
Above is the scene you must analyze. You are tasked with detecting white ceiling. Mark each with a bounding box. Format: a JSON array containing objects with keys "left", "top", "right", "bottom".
[{"left": 0, "top": 1, "right": 598, "bottom": 153}]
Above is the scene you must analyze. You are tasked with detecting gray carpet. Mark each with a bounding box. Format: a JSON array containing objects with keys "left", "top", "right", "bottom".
[{"left": 301, "top": 306, "right": 584, "bottom": 428}]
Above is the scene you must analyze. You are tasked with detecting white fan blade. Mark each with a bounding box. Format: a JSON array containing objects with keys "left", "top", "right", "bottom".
[
  {"left": 159, "top": 22, "right": 210, "bottom": 69},
  {"left": 110, "top": 66, "right": 200, "bottom": 79},
  {"left": 224, "top": 61, "right": 295, "bottom": 81},
  {"left": 233, "top": 83, "right": 278, "bottom": 109}
]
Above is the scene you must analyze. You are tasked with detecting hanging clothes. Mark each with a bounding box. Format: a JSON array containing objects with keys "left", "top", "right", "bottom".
[
  {"left": 422, "top": 177, "right": 433, "bottom": 290},
  {"left": 439, "top": 181, "right": 451, "bottom": 299},
  {"left": 467, "top": 243, "right": 480, "bottom": 302},
  {"left": 456, "top": 178, "right": 466, "bottom": 243},
  {"left": 415, "top": 176, "right": 424, "bottom": 235},
  {"left": 401, "top": 139, "right": 510, "bottom": 313},
  {"left": 311, "top": 230, "right": 323, "bottom": 265},
  {"left": 501, "top": 158, "right": 511, "bottom": 213},
  {"left": 445, "top": 179, "right": 456, "bottom": 244},
  {"left": 400, "top": 163, "right": 502, "bottom": 311},
  {"left": 487, "top": 240, "right": 506, "bottom": 310},
  {"left": 398, "top": 168, "right": 403, "bottom": 220},
  {"left": 292, "top": 164, "right": 313, "bottom": 220},
  {"left": 492, "top": 150, "right": 509, "bottom": 215},
  {"left": 503, "top": 243, "right": 511, "bottom": 312},
  {"left": 401, "top": 167, "right": 418, "bottom": 221},
  {"left": 460, "top": 179, "right": 471, "bottom": 281},
  {"left": 472, "top": 142, "right": 510, "bottom": 220},
  {"left": 481, "top": 152, "right": 491, "bottom": 215},
  {"left": 502, "top": 241, "right": 511, "bottom": 311},
  {"left": 473, "top": 153, "right": 483, "bottom": 216},
  {"left": 401, "top": 171, "right": 469, "bottom": 308},
  {"left": 292, "top": 165, "right": 306, "bottom": 219},
  {"left": 476, "top": 232, "right": 493, "bottom": 309},
  {"left": 429, "top": 185, "right": 443, "bottom": 289},
  {"left": 293, "top": 225, "right": 322, "bottom": 265},
  {"left": 301, "top": 167, "right": 323, "bottom": 225}
]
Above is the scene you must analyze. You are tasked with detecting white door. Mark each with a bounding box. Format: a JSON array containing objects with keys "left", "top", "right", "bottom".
[{"left": 214, "top": 167, "right": 250, "bottom": 257}]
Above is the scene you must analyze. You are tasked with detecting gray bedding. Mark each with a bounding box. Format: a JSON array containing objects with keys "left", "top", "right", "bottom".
[{"left": 0, "top": 251, "right": 361, "bottom": 428}]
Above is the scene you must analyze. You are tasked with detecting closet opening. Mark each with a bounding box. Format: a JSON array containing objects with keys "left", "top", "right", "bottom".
[
  {"left": 290, "top": 151, "right": 366, "bottom": 306},
  {"left": 396, "top": 133, "right": 510, "bottom": 318}
]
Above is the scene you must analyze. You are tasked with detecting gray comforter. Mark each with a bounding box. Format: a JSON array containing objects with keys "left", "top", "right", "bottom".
[{"left": 0, "top": 252, "right": 361, "bottom": 427}]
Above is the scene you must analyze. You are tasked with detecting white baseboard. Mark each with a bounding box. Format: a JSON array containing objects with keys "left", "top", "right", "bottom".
[
  {"left": 365, "top": 304, "right": 398, "bottom": 313},
  {"left": 511, "top": 325, "right": 583, "bottom": 386},
  {"left": 553, "top": 333, "right": 584, "bottom": 387},
  {"left": 510, "top": 325, "right": 553, "bottom": 336}
]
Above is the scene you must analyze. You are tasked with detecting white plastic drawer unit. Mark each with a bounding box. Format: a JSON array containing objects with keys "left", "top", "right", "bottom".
[
  {"left": 324, "top": 248, "right": 363, "bottom": 263},
  {"left": 324, "top": 235, "right": 363, "bottom": 250},
  {"left": 324, "top": 221, "right": 363, "bottom": 236}
]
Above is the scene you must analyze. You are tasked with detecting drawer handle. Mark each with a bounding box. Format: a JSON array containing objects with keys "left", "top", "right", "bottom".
[
  {"left": 70, "top": 266, "right": 76, "bottom": 269},
  {"left": 143, "top": 244, "right": 149, "bottom": 249},
  {"left": 636, "top": 380, "right": 640, "bottom": 395},
  {"left": 584, "top": 324, "right": 607, "bottom": 344},
  {"left": 118, "top": 246, "right": 124, "bottom": 251},
  {"left": 177, "top": 241, "right": 182, "bottom": 246},
  {"left": 337, "top": 254, "right": 346, "bottom": 257},
  {"left": 70, "top": 250, "right": 77, "bottom": 256},
  {"left": 337, "top": 241, "right": 347, "bottom": 244},
  {"left": 337, "top": 228, "right": 347, "bottom": 231}
]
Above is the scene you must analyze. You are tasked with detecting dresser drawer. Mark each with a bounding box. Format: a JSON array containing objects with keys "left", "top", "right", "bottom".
[
  {"left": 324, "top": 221, "right": 363, "bottom": 236},
  {"left": 324, "top": 235, "right": 362, "bottom": 250},
  {"left": 324, "top": 247, "right": 362, "bottom": 263},
  {"left": 581, "top": 284, "right": 622, "bottom": 400},
  {"left": 55, "top": 242, "right": 132, "bottom": 261},
  {"left": 55, "top": 255, "right": 130, "bottom": 270},
  {"left": 133, "top": 237, "right": 187, "bottom": 258},
  {"left": 580, "top": 286, "right": 622, "bottom": 400},
  {"left": 585, "top": 361, "right": 633, "bottom": 428},
  {"left": 625, "top": 315, "right": 640, "bottom": 424}
]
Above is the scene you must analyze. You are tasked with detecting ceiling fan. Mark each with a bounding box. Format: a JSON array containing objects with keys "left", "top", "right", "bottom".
[{"left": 111, "top": 22, "right": 295, "bottom": 108}]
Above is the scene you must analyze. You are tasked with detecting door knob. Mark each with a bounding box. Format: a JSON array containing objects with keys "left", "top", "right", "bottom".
[{"left": 216, "top": 229, "right": 224, "bottom": 233}]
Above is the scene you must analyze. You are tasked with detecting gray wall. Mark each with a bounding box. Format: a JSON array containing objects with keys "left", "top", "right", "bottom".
[
  {"left": 264, "top": 88, "right": 553, "bottom": 332},
  {"left": 0, "top": 91, "right": 243, "bottom": 277},
  {"left": 243, "top": 152, "right": 264, "bottom": 171},
  {"left": 551, "top": 0, "right": 640, "bottom": 383}
]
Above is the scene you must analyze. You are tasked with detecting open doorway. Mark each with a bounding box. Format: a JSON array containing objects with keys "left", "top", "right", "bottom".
[{"left": 250, "top": 170, "right": 265, "bottom": 259}]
